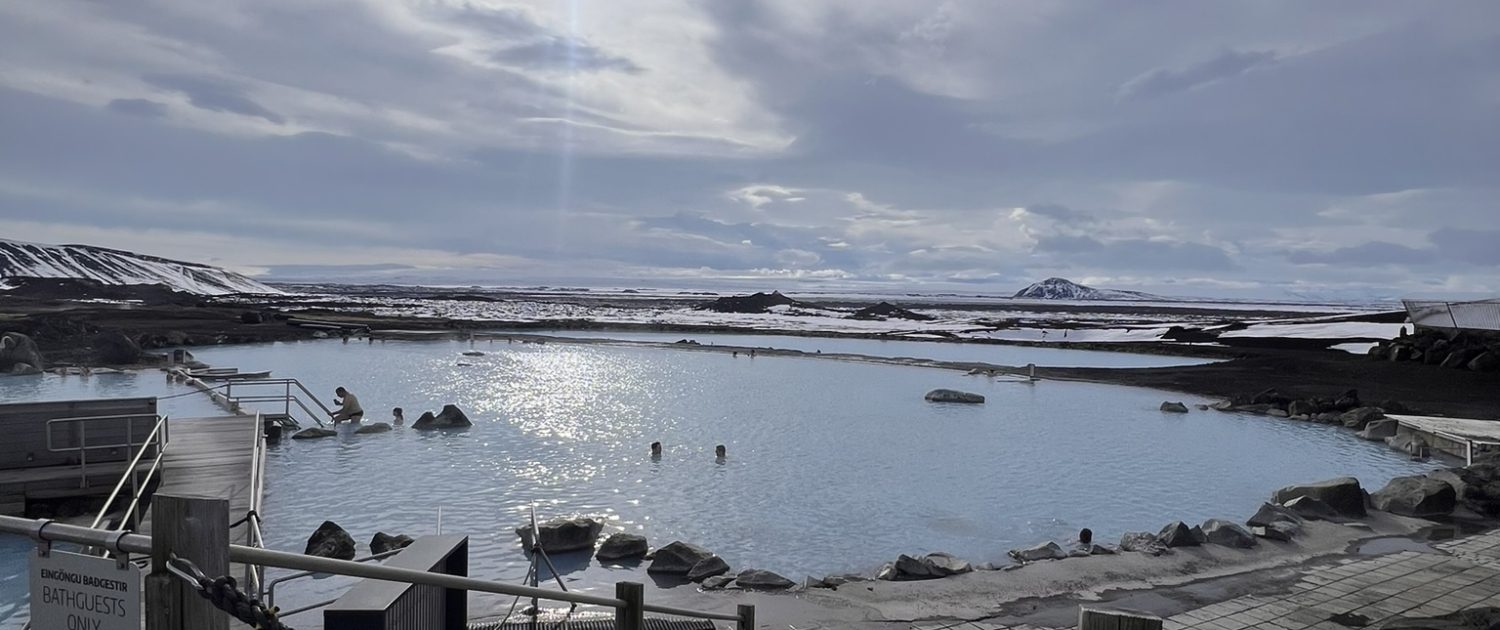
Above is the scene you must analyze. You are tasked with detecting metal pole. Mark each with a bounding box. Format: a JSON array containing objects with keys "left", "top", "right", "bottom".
[
  {"left": 79, "top": 423, "right": 88, "bottom": 489},
  {"left": 615, "top": 582, "right": 644, "bottom": 630}
]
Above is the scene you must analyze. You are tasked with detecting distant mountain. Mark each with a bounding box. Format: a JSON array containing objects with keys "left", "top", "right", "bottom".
[
  {"left": 0, "top": 239, "right": 278, "bottom": 295},
  {"left": 1012, "top": 277, "right": 1166, "bottom": 301}
]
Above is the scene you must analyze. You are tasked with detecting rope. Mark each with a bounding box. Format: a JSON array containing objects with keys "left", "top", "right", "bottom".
[
  {"left": 229, "top": 509, "right": 260, "bottom": 529},
  {"left": 166, "top": 554, "right": 294, "bottom": 630}
]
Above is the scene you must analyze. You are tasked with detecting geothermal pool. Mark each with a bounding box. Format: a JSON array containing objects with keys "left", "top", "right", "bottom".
[
  {"left": 0, "top": 339, "right": 1438, "bottom": 627},
  {"left": 493, "top": 329, "right": 1219, "bottom": 368}
]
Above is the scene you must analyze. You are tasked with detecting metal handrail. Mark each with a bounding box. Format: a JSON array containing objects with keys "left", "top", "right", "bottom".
[
  {"left": 86, "top": 414, "right": 170, "bottom": 531},
  {"left": 45, "top": 413, "right": 163, "bottom": 489},
  {"left": 265, "top": 547, "right": 405, "bottom": 608},
  {"left": 244, "top": 412, "right": 268, "bottom": 593},
  {"left": 0, "top": 515, "right": 747, "bottom": 625}
]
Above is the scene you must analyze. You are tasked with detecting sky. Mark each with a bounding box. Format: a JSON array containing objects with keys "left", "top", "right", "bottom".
[{"left": 1, "top": 1, "right": 1497, "bottom": 300}]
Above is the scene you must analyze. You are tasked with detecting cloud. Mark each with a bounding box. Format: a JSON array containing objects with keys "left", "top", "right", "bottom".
[
  {"left": 142, "top": 73, "right": 286, "bottom": 124},
  {"left": 1429, "top": 228, "right": 1500, "bottom": 266},
  {"left": 1118, "top": 50, "right": 1278, "bottom": 101},
  {"left": 1035, "top": 235, "right": 1238, "bottom": 272},
  {"left": 106, "top": 98, "right": 167, "bottom": 118},
  {"left": 727, "top": 184, "right": 804, "bottom": 208},
  {"left": 1286, "top": 241, "right": 1435, "bottom": 266},
  {"left": 491, "top": 40, "right": 643, "bottom": 74}
]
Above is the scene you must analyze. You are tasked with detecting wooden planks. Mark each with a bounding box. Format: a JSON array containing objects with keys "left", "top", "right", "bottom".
[{"left": 143, "top": 415, "right": 258, "bottom": 544}]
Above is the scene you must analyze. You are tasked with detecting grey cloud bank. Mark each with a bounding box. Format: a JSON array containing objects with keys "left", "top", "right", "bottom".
[{"left": 0, "top": 0, "right": 1496, "bottom": 300}]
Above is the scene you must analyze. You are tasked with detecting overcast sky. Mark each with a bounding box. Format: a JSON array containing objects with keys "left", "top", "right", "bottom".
[{"left": 1, "top": 1, "right": 1497, "bottom": 299}]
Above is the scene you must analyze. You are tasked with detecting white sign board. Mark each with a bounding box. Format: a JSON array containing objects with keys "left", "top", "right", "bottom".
[{"left": 29, "top": 548, "right": 141, "bottom": 630}]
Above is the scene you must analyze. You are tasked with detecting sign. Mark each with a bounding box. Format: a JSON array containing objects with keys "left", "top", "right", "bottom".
[{"left": 29, "top": 548, "right": 141, "bottom": 630}]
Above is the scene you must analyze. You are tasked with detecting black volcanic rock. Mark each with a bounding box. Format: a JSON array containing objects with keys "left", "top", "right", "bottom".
[
  {"left": 850, "top": 302, "right": 934, "bottom": 321},
  {"left": 697, "top": 291, "right": 808, "bottom": 313}
]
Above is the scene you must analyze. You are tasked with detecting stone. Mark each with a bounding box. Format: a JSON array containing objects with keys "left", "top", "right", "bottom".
[
  {"left": 1284, "top": 496, "right": 1342, "bottom": 521},
  {"left": 291, "top": 427, "right": 337, "bottom": 439},
  {"left": 1339, "top": 407, "right": 1385, "bottom": 430},
  {"left": 1009, "top": 541, "right": 1067, "bottom": 562},
  {"left": 1201, "top": 519, "right": 1257, "bottom": 548},
  {"left": 1314, "top": 412, "right": 1342, "bottom": 424},
  {"left": 1081, "top": 543, "right": 1115, "bottom": 555},
  {"left": 305, "top": 521, "right": 356, "bottom": 560},
  {"left": 92, "top": 331, "right": 141, "bottom": 365},
  {"left": 1252, "top": 522, "right": 1299, "bottom": 542},
  {"left": 516, "top": 517, "right": 603, "bottom": 554},
  {"left": 595, "top": 533, "right": 649, "bottom": 561},
  {"left": 924, "top": 389, "right": 985, "bottom": 404},
  {"left": 412, "top": 404, "right": 473, "bottom": 429},
  {"left": 1333, "top": 389, "right": 1362, "bottom": 411},
  {"left": 354, "top": 422, "right": 392, "bottom": 434},
  {"left": 1371, "top": 475, "right": 1457, "bottom": 517},
  {"left": 686, "top": 556, "right": 731, "bottom": 582},
  {"left": 1209, "top": 400, "right": 1234, "bottom": 411},
  {"left": 1268, "top": 409, "right": 1290, "bottom": 418},
  {"left": 0, "top": 332, "right": 46, "bottom": 374},
  {"left": 1119, "top": 532, "right": 1167, "bottom": 555},
  {"left": 1157, "top": 521, "right": 1200, "bottom": 548},
  {"left": 918, "top": 552, "right": 972, "bottom": 576},
  {"left": 1159, "top": 401, "right": 1189, "bottom": 413},
  {"left": 1251, "top": 388, "right": 1290, "bottom": 406},
  {"left": 734, "top": 569, "right": 795, "bottom": 590},
  {"left": 1470, "top": 352, "right": 1500, "bottom": 372},
  {"left": 1440, "top": 349, "right": 1473, "bottom": 369},
  {"left": 1274, "top": 477, "right": 1366, "bottom": 517},
  {"left": 370, "top": 532, "right": 414, "bottom": 555},
  {"left": 1287, "top": 400, "right": 1317, "bottom": 417},
  {"left": 647, "top": 541, "right": 715, "bottom": 574},
  {"left": 1246, "top": 502, "right": 1301, "bottom": 528},
  {"left": 1434, "top": 465, "right": 1500, "bottom": 516},
  {"left": 700, "top": 576, "right": 734, "bottom": 590},
  {"left": 1359, "top": 419, "right": 1399, "bottom": 441}
]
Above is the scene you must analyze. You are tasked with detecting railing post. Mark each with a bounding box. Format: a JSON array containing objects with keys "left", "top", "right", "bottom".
[
  {"left": 738, "top": 603, "right": 756, "bottom": 630},
  {"left": 147, "top": 494, "right": 230, "bottom": 630},
  {"left": 615, "top": 582, "right": 643, "bottom": 630},
  {"left": 79, "top": 422, "right": 88, "bottom": 489}
]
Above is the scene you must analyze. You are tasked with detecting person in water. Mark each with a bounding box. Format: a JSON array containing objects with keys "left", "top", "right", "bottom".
[
  {"left": 391, "top": 407, "right": 404, "bottom": 426},
  {"left": 650, "top": 441, "right": 663, "bottom": 459},
  {"left": 715, "top": 444, "right": 727, "bottom": 462},
  {"left": 331, "top": 386, "right": 364, "bottom": 424}
]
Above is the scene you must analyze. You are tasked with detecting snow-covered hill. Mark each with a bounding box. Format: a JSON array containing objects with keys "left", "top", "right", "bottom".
[
  {"left": 0, "top": 239, "right": 279, "bottom": 295},
  {"left": 1012, "top": 277, "right": 1167, "bottom": 301}
]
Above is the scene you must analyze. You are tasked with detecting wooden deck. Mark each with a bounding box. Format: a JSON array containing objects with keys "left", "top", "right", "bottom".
[{"left": 143, "top": 414, "right": 260, "bottom": 545}]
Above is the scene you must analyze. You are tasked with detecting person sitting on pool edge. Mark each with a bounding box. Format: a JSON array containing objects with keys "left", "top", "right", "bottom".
[
  {"left": 330, "top": 386, "right": 364, "bottom": 424},
  {"left": 650, "top": 441, "right": 663, "bottom": 459}
]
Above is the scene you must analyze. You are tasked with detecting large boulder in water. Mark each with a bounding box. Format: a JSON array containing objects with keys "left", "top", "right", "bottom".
[
  {"left": 647, "top": 541, "right": 714, "bottom": 574},
  {"left": 884, "top": 552, "right": 973, "bottom": 580},
  {"left": 1008, "top": 541, "right": 1067, "bottom": 562},
  {"left": 1201, "top": 519, "right": 1256, "bottom": 548},
  {"left": 1246, "top": 502, "right": 1301, "bottom": 528},
  {"left": 412, "top": 404, "right": 472, "bottom": 430},
  {"left": 0, "top": 332, "right": 45, "bottom": 374},
  {"left": 354, "top": 422, "right": 392, "bottom": 434},
  {"left": 92, "top": 331, "right": 141, "bottom": 365},
  {"left": 686, "top": 556, "right": 730, "bottom": 582},
  {"left": 1428, "top": 465, "right": 1500, "bottom": 516},
  {"left": 1371, "top": 475, "right": 1457, "bottom": 517},
  {"left": 1160, "top": 401, "right": 1189, "bottom": 413},
  {"left": 1339, "top": 407, "right": 1385, "bottom": 430},
  {"left": 734, "top": 569, "right": 795, "bottom": 590},
  {"left": 291, "top": 427, "right": 337, "bottom": 440},
  {"left": 595, "top": 533, "right": 649, "bottom": 561},
  {"left": 305, "top": 521, "right": 356, "bottom": 560},
  {"left": 1157, "top": 521, "right": 1200, "bottom": 548},
  {"left": 1273, "top": 477, "right": 1366, "bottom": 518},
  {"left": 1283, "top": 496, "right": 1342, "bottom": 521},
  {"left": 1119, "top": 532, "right": 1167, "bottom": 555},
  {"left": 925, "top": 389, "right": 985, "bottom": 404},
  {"left": 516, "top": 517, "right": 602, "bottom": 553},
  {"left": 370, "top": 532, "right": 414, "bottom": 555}
]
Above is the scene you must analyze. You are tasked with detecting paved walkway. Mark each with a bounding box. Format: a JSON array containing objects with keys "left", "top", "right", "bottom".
[{"left": 909, "top": 530, "right": 1500, "bottom": 630}]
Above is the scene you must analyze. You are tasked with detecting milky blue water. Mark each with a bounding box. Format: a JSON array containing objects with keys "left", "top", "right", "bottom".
[
  {"left": 493, "top": 329, "right": 1217, "bottom": 368},
  {"left": 0, "top": 340, "right": 1438, "bottom": 627}
]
